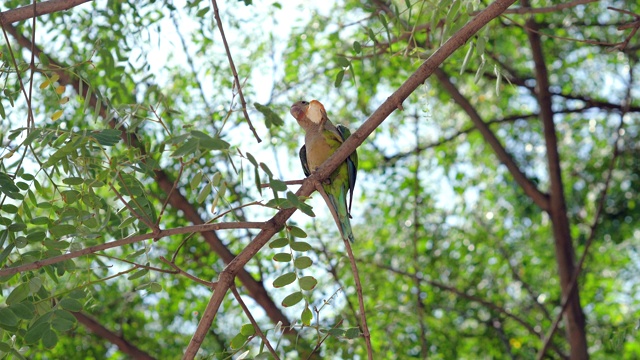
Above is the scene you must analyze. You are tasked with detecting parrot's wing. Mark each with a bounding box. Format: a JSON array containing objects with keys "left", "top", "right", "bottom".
[
  {"left": 336, "top": 124, "right": 358, "bottom": 215},
  {"left": 299, "top": 144, "right": 311, "bottom": 177}
]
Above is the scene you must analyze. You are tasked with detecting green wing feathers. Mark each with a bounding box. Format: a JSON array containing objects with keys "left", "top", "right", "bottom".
[
  {"left": 336, "top": 124, "right": 357, "bottom": 215},
  {"left": 298, "top": 123, "right": 358, "bottom": 242},
  {"left": 325, "top": 177, "right": 355, "bottom": 243}
]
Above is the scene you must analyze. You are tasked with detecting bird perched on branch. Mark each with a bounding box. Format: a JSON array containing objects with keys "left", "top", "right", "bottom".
[{"left": 290, "top": 100, "right": 358, "bottom": 242}]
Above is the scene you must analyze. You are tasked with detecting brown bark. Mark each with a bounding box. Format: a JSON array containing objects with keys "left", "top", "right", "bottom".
[{"left": 525, "top": 17, "right": 588, "bottom": 360}]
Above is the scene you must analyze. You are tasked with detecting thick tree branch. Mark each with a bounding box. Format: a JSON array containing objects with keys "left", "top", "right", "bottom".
[
  {"left": 434, "top": 68, "right": 550, "bottom": 211},
  {"left": 525, "top": 15, "right": 588, "bottom": 360},
  {"left": 182, "top": 0, "right": 518, "bottom": 357},
  {"left": 0, "top": 0, "right": 92, "bottom": 25}
]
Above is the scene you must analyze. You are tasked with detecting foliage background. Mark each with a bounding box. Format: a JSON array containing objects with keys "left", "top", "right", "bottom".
[{"left": 0, "top": 0, "right": 639, "bottom": 358}]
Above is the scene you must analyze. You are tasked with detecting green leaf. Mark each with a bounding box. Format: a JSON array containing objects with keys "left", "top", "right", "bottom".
[
  {"left": 62, "top": 177, "right": 84, "bottom": 185},
  {"left": 272, "top": 253, "right": 292, "bottom": 262},
  {"left": 6, "top": 283, "right": 30, "bottom": 305},
  {"left": 1, "top": 204, "right": 18, "bottom": 213},
  {"left": 286, "top": 191, "right": 300, "bottom": 206},
  {"left": 334, "top": 70, "right": 345, "bottom": 88},
  {"left": 230, "top": 333, "right": 248, "bottom": 350},
  {"left": 269, "top": 238, "right": 289, "bottom": 248},
  {"left": 24, "top": 322, "right": 49, "bottom": 344},
  {"left": 288, "top": 226, "right": 307, "bottom": 238},
  {"left": 240, "top": 323, "right": 255, "bottom": 336},
  {"left": 196, "top": 6, "right": 210, "bottom": 17},
  {"left": 0, "top": 308, "right": 19, "bottom": 327},
  {"left": 190, "top": 171, "right": 203, "bottom": 189},
  {"left": 245, "top": 152, "right": 258, "bottom": 167},
  {"left": 42, "top": 329, "right": 59, "bottom": 349},
  {"left": 8, "top": 222, "right": 27, "bottom": 232},
  {"left": 270, "top": 179, "right": 288, "bottom": 192},
  {"left": 27, "top": 231, "right": 46, "bottom": 243},
  {"left": 294, "top": 256, "right": 313, "bottom": 269},
  {"left": 254, "top": 103, "right": 284, "bottom": 128},
  {"left": 290, "top": 241, "right": 312, "bottom": 252},
  {"left": 336, "top": 56, "right": 351, "bottom": 68},
  {"left": 345, "top": 327, "right": 361, "bottom": 339},
  {"left": 296, "top": 202, "right": 315, "bottom": 217},
  {"left": 191, "top": 130, "right": 230, "bottom": 150},
  {"left": 301, "top": 305, "right": 312, "bottom": 326},
  {"left": 196, "top": 182, "right": 212, "bottom": 203},
  {"left": 259, "top": 163, "right": 273, "bottom": 179},
  {"left": 272, "top": 272, "right": 296, "bottom": 288},
  {"left": 298, "top": 276, "right": 317, "bottom": 291},
  {"left": 58, "top": 298, "right": 83, "bottom": 312},
  {"left": 353, "top": 41, "right": 361, "bottom": 54},
  {"left": 170, "top": 137, "right": 199, "bottom": 158},
  {"left": 92, "top": 129, "right": 122, "bottom": 146},
  {"left": 127, "top": 268, "right": 149, "bottom": 280},
  {"left": 49, "top": 224, "right": 76, "bottom": 238},
  {"left": 9, "top": 302, "right": 36, "bottom": 320},
  {"left": 51, "top": 310, "right": 76, "bottom": 332},
  {"left": 39, "top": 53, "right": 50, "bottom": 66},
  {"left": 281, "top": 291, "right": 303, "bottom": 307}
]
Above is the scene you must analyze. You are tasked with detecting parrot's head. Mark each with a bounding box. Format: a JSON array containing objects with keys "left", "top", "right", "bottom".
[{"left": 290, "top": 100, "right": 327, "bottom": 130}]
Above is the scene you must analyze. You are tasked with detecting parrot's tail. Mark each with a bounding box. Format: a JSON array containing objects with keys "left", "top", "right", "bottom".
[{"left": 327, "top": 187, "right": 355, "bottom": 243}]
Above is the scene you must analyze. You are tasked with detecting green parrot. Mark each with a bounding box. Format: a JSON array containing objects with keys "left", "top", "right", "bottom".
[{"left": 290, "top": 100, "right": 358, "bottom": 242}]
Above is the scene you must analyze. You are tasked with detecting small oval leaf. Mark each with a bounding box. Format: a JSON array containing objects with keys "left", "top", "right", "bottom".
[
  {"left": 273, "top": 272, "right": 296, "bottom": 288},
  {"left": 272, "top": 253, "right": 292, "bottom": 262},
  {"left": 282, "top": 291, "right": 304, "bottom": 307},
  {"left": 298, "top": 276, "right": 317, "bottom": 291}
]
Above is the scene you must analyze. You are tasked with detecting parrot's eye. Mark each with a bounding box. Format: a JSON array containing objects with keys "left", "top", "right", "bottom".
[{"left": 301, "top": 101, "right": 309, "bottom": 105}]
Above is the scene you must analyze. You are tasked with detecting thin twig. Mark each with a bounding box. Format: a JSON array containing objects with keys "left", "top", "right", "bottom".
[
  {"left": 210, "top": 0, "right": 261, "bottom": 143},
  {"left": 502, "top": 0, "right": 598, "bottom": 14},
  {"left": 231, "top": 286, "right": 281, "bottom": 360},
  {"left": 306, "top": 318, "right": 344, "bottom": 360},
  {"left": 159, "top": 256, "right": 217, "bottom": 288},
  {"left": 342, "top": 238, "right": 373, "bottom": 359},
  {"left": 260, "top": 179, "right": 305, "bottom": 188},
  {"left": 109, "top": 180, "right": 157, "bottom": 231}
]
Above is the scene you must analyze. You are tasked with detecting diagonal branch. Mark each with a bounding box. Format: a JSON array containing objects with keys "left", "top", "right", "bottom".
[
  {"left": 434, "top": 68, "right": 550, "bottom": 211},
  {"left": 182, "top": 0, "right": 518, "bottom": 358},
  {"left": 0, "top": 0, "right": 92, "bottom": 25}
]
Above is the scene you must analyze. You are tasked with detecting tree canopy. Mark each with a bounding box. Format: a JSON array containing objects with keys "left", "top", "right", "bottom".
[{"left": 1, "top": 0, "right": 639, "bottom": 359}]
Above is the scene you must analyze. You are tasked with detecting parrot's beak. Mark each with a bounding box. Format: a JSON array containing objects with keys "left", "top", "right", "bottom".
[{"left": 290, "top": 102, "right": 308, "bottom": 122}]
